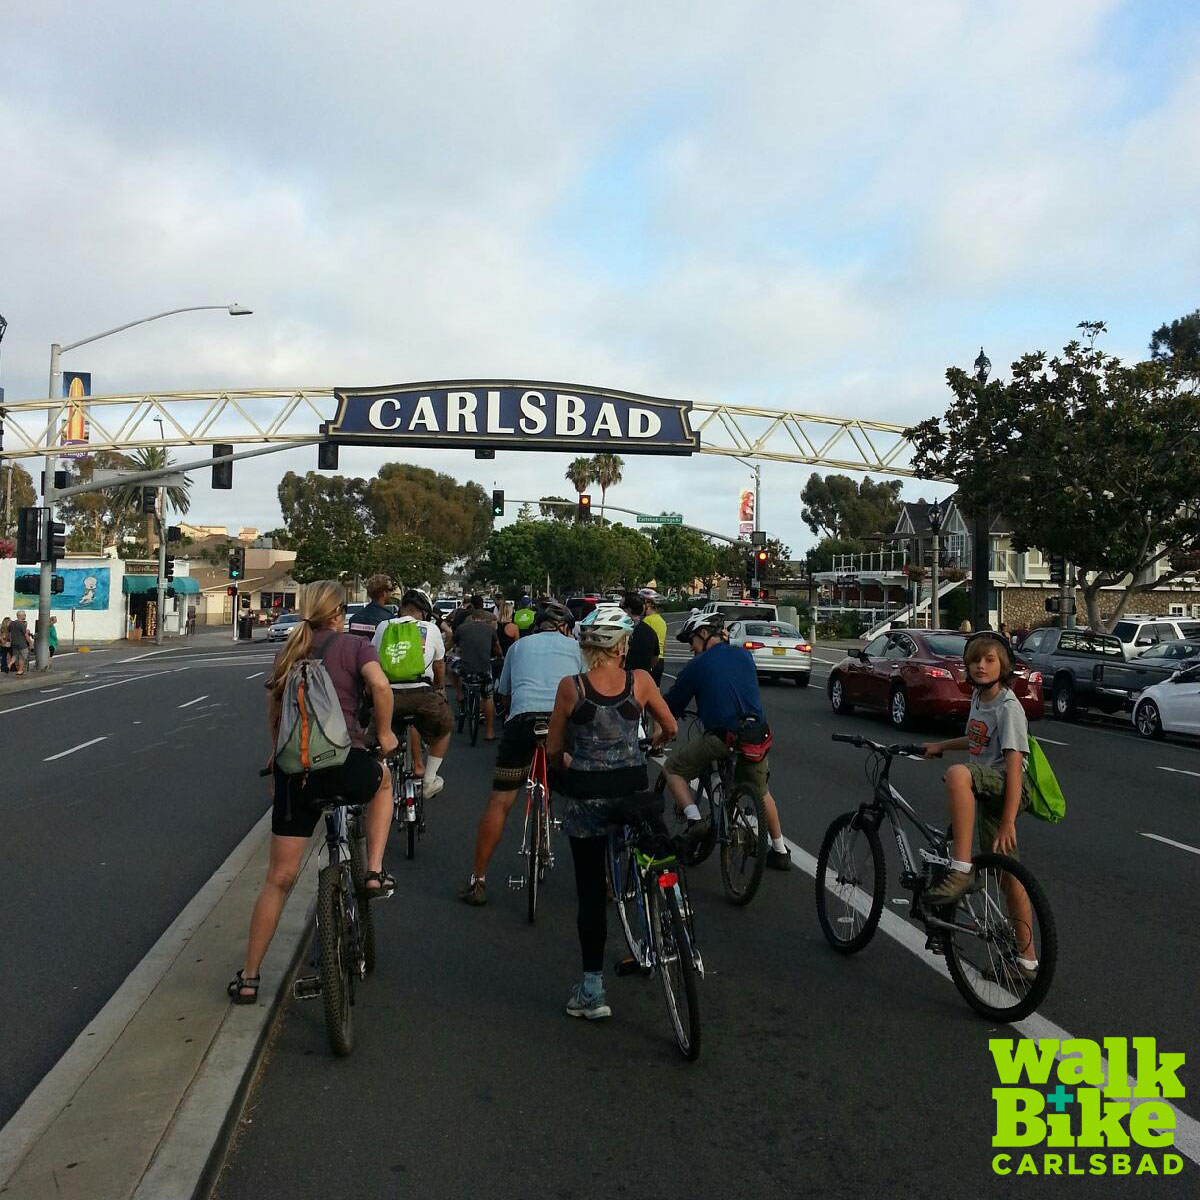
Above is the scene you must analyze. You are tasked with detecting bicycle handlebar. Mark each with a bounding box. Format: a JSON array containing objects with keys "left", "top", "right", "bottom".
[{"left": 831, "top": 732, "right": 927, "bottom": 758}]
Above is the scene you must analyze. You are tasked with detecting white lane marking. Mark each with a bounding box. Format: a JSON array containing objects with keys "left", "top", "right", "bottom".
[
  {"left": 0, "top": 671, "right": 173, "bottom": 717},
  {"left": 44, "top": 736, "right": 108, "bottom": 761},
  {"left": 1140, "top": 832, "right": 1200, "bottom": 857},
  {"left": 1034, "top": 736, "right": 1069, "bottom": 746},
  {"left": 39, "top": 688, "right": 62, "bottom": 694},
  {"left": 245, "top": 671, "right": 264, "bottom": 680},
  {"left": 116, "top": 648, "right": 177, "bottom": 664},
  {"left": 177, "top": 694, "right": 209, "bottom": 709},
  {"left": 1158, "top": 765, "right": 1200, "bottom": 778},
  {"left": 789, "top": 833, "right": 1200, "bottom": 1165},
  {"left": 812, "top": 654, "right": 846, "bottom": 666},
  {"left": 174, "top": 666, "right": 190, "bottom": 673}
]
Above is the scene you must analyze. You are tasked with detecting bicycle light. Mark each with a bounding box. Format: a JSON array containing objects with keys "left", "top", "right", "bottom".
[{"left": 658, "top": 871, "right": 679, "bottom": 889}]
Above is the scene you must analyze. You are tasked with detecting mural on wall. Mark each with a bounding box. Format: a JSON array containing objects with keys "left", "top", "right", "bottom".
[{"left": 14, "top": 567, "right": 112, "bottom": 610}]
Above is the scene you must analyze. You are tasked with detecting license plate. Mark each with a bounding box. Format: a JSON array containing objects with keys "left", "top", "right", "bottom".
[{"left": 772, "top": 647, "right": 787, "bottom": 656}]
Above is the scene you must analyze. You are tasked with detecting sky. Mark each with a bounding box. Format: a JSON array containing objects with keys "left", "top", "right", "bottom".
[{"left": 1, "top": 0, "right": 1197, "bottom": 558}]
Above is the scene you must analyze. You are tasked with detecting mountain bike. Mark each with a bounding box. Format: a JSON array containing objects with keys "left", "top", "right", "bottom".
[
  {"left": 607, "top": 811, "right": 703, "bottom": 1060},
  {"left": 388, "top": 714, "right": 425, "bottom": 860},
  {"left": 815, "top": 734, "right": 1057, "bottom": 1022},
  {"left": 507, "top": 716, "right": 556, "bottom": 923},
  {"left": 458, "top": 672, "right": 486, "bottom": 745},
  {"left": 660, "top": 714, "right": 768, "bottom": 906}
]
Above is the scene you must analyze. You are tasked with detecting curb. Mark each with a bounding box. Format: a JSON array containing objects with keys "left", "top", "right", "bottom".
[
  {"left": 0, "top": 814, "right": 317, "bottom": 1200},
  {"left": 0, "top": 669, "right": 82, "bottom": 696}
]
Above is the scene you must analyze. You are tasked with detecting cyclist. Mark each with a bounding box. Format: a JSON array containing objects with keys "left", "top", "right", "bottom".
[
  {"left": 621, "top": 593, "right": 662, "bottom": 680},
  {"left": 371, "top": 588, "right": 453, "bottom": 799},
  {"left": 453, "top": 596, "right": 502, "bottom": 741},
  {"left": 921, "top": 631, "right": 1038, "bottom": 976},
  {"left": 641, "top": 593, "right": 668, "bottom": 685},
  {"left": 546, "top": 608, "right": 677, "bottom": 1019},
  {"left": 497, "top": 601, "right": 521, "bottom": 657},
  {"left": 347, "top": 574, "right": 397, "bottom": 639},
  {"left": 661, "top": 610, "right": 792, "bottom": 870},
  {"left": 229, "top": 580, "right": 398, "bottom": 1004},
  {"left": 459, "top": 600, "right": 583, "bottom": 905},
  {"left": 512, "top": 594, "right": 537, "bottom": 637}
]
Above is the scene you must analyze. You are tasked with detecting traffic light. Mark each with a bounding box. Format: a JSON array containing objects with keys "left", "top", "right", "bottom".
[
  {"left": 166, "top": 525, "right": 181, "bottom": 542},
  {"left": 48, "top": 519, "right": 66, "bottom": 561},
  {"left": 165, "top": 554, "right": 176, "bottom": 581},
  {"left": 141, "top": 487, "right": 157, "bottom": 515},
  {"left": 226, "top": 584, "right": 236, "bottom": 596},
  {"left": 755, "top": 548, "right": 770, "bottom": 568},
  {"left": 744, "top": 555, "right": 756, "bottom": 587},
  {"left": 16, "top": 506, "right": 44, "bottom": 564},
  {"left": 475, "top": 448, "right": 496, "bottom": 460},
  {"left": 491, "top": 489, "right": 505, "bottom": 517},
  {"left": 577, "top": 494, "right": 592, "bottom": 522},
  {"left": 51, "top": 574, "right": 64, "bottom": 594},
  {"left": 212, "top": 443, "right": 233, "bottom": 490},
  {"left": 318, "top": 441, "right": 339, "bottom": 471},
  {"left": 1048, "top": 554, "right": 1066, "bottom": 584},
  {"left": 14, "top": 574, "right": 39, "bottom": 594},
  {"left": 228, "top": 547, "right": 245, "bottom": 580}
]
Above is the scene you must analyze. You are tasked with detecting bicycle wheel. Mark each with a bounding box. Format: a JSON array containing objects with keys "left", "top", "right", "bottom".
[
  {"left": 347, "top": 815, "right": 377, "bottom": 974},
  {"left": 719, "top": 784, "right": 768, "bottom": 906},
  {"left": 943, "top": 852, "right": 1057, "bottom": 1022},
  {"left": 607, "top": 839, "right": 648, "bottom": 964},
  {"left": 651, "top": 882, "right": 701, "bottom": 1061},
  {"left": 815, "top": 811, "right": 885, "bottom": 953},
  {"left": 316, "top": 864, "right": 354, "bottom": 1056},
  {"left": 526, "top": 787, "right": 542, "bottom": 924},
  {"left": 468, "top": 689, "right": 480, "bottom": 746}
]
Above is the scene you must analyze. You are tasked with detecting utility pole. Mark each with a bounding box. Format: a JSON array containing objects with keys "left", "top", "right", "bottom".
[
  {"left": 155, "top": 484, "right": 167, "bottom": 645},
  {"left": 929, "top": 499, "right": 943, "bottom": 631}
]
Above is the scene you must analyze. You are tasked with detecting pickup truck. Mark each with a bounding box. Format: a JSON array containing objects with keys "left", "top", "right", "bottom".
[
  {"left": 1091, "top": 639, "right": 1200, "bottom": 709},
  {"left": 1016, "top": 627, "right": 1126, "bottom": 721}
]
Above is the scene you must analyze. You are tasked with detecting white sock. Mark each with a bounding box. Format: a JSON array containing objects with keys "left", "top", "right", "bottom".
[
  {"left": 683, "top": 804, "right": 702, "bottom": 821},
  {"left": 1018, "top": 956, "right": 1038, "bottom": 969},
  {"left": 425, "top": 755, "right": 443, "bottom": 780},
  {"left": 771, "top": 836, "right": 787, "bottom": 853},
  {"left": 951, "top": 858, "right": 973, "bottom": 874}
]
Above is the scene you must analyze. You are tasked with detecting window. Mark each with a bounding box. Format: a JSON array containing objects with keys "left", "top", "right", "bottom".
[
  {"left": 744, "top": 622, "right": 799, "bottom": 638},
  {"left": 884, "top": 635, "right": 913, "bottom": 659},
  {"left": 924, "top": 633, "right": 968, "bottom": 656},
  {"left": 1112, "top": 621, "right": 1138, "bottom": 643},
  {"left": 1061, "top": 631, "right": 1121, "bottom": 656},
  {"left": 1180, "top": 621, "right": 1200, "bottom": 638},
  {"left": 1026, "top": 547, "right": 1045, "bottom": 568},
  {"left": 1153, "top": 624, "right": 1177, "bottom": 641},
  {"left": 1169, "top": 604, "right": 1186, "bottom": 617},
  {"left": 863, "top": 634, "right": 890, "bottom": 657},
  {"left": 1022, "top": 631, "right": 1046, "bottom": 653}
]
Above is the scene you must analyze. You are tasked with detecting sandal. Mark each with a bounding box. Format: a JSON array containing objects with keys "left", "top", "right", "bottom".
[
  {"left": 364, "top": 870, "right": 396, "bottom": 899},
  {"left": 227, "top": 970, "right": 260, "bottom": 1004}
]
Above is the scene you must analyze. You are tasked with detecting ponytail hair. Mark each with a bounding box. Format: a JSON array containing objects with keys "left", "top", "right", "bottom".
[{"left": 267, "top": 580, "right": 346, "bottom": 698}]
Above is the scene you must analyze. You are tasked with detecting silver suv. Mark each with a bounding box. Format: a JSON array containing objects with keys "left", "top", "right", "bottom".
[{"left": 1112, "top": 616, "right": 1200, "bottom": 659}]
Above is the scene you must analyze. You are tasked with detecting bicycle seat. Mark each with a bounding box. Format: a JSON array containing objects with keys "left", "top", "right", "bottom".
[
  {"left": 532, "top": 717, "right": 550, "bottom": 739},
  {"left": 394, "top": 713, "right": 419, "bottom": 728}
]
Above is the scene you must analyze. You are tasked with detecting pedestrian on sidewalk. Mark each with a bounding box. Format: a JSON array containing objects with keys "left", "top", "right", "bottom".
[
  {"left": 48, "top": 616, "right": 58, "bottom": 664},
  {"left": 0, "top": 617, "right": 11, "bottom": 673},
  {"left": 9, "top": 612, "right": 31, "bottom": 676}
]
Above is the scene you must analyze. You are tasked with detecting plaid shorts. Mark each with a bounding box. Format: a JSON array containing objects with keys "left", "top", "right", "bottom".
[{"left": 966, "top": 762, "right": 1032, "bottom": 859}]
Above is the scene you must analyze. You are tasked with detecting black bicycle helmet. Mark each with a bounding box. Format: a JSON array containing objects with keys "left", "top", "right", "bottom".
[
  {"left": 534, "top": 599, "right": 574, "bottom": 631},
  {"left": 677, "top": 610, "right": 726, "bottom": 644}
]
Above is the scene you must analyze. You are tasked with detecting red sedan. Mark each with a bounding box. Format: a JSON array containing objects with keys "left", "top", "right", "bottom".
[{"left": 827, "top": 630, "right": 1043, "bottom": 729}]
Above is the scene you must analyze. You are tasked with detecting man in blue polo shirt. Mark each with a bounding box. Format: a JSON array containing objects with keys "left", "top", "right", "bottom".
[
  {"left": 458, "top": 600, "right": 583, "bottom": 905},
  {"left": 662, "top": 611, "right": 791, "bottom": 870}
]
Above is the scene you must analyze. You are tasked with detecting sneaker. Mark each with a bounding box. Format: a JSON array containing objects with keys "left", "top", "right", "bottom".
[
  {"left": 423, "top": 775, "right": 445, "bottom": 800},
  {"left": 924, "top": 867, "right": 977, "bottom": 906},
  {"left": 682, "top": 817, "right": 710, "bottom": 845},
  {"left": 766, "top": 846, "right": 792, "bottom": 871},
  {"left": 565, "top": 982, "right": 612, "bottom": 1020},
  {"left": 982, "top": 959, "right": 1038, "bottom": 985},
  {"left": 458, "top": 878, "right": 486, "bottom": 906}
]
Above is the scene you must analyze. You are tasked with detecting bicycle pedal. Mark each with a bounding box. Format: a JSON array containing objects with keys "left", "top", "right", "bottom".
[
  {"left": 614, "top": 955, "right": 652, "bottom": 978},
  {"left": 293, "top": 975, "right": 322, "bottom": 1000},
  {"left": 551, "top": 818, "right": 563, "bottom": 831},
  {"left": 506, "top": 876, "right": 525, "bottom": 890}
]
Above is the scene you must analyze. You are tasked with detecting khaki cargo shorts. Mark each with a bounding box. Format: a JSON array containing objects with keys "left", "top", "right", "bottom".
[
  {"left": 966, "top": 762, "right": 1032, "bottom": 859},
  {"left": 663, "top": 731, "right": 770, "bottom": 800}
]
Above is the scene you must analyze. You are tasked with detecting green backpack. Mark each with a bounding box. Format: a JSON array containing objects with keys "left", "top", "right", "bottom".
[
  {"left": 1024, "top": 736, "right": 1066, "bottom": 824},
  {"left": 377, "top": 619, "right": 427, "bottom": 683}
]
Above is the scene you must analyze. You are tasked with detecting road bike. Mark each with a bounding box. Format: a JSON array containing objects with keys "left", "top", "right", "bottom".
[
  {"left": 388, "top": 714, "right": 425, "bottom": 860},
  {"left": 457, "top": 672, "right": 487, "bottom": 746},
  {"left": 815, "top": 733, "right": 1057, "bottom": 1022},
  {"left": 662, "top": 713, "right": 768, "bottom": 906},
  {"left": 607, "top": 809, "right": 703, "bottom": 1060},
  {"left": 507, "top": 716, "right": 556, "bottom": 922}
]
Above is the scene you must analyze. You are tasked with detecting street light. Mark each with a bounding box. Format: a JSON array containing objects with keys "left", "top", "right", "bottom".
[
  {"left": 970, "top": 346, "right": 993, "bottom": 632},
  {"left": 34, "top": 303, "right": 253, "bottom": 669},
  {"left": 733, "top": 454, "right": 762, "bottom": 588},
  {"left": 928, "top": 498, "right": 944, "bottom": 631}
]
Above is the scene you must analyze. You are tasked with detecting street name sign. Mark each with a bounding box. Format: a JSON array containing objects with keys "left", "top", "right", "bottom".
[
  {"left": 325, "top": 380, "right": 698, "bottom": 455},
  {"left": 636, "top": 513, "right": 683, "bottom": 524}
]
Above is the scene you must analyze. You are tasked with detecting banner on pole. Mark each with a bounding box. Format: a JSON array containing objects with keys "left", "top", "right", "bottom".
[
  {"left": 61, "top": 371, "right": 91, "bottom": 452},
  {"left": 738, "top": 488, "right": 755, "bottom": 537}
]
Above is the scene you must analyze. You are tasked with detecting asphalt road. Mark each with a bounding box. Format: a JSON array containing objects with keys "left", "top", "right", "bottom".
[
  {"left": 215, "top": 625, "right": 1199, "bottom": 1199},
  {"left": 0, "top": 633, "right": 276, "bottom": 1127}
]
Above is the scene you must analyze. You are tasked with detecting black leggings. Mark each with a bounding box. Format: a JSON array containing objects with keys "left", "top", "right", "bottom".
[{"left": 569, "top": 835, "right": 608, "bottom": 973}]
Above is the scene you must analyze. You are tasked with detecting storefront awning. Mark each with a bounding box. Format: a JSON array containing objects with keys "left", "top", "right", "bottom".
[
  {"left": 122, "top": 576, "right": 159, "bottom": 594},
  {"left": 170, "top": 577, "right": 200, "bottom": 594}
]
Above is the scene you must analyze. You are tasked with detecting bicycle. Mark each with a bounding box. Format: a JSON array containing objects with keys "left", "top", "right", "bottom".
[
  {"left": 507, "top": 716, "right": 556, "bottom": 923},
  {"left": 659, "top": 713, "right": 768, "bottom": 906},
  {"left": 458, "top": 672, "right": 486, "bottom": 746},
  {"left": 606, "top": 811, "right": 703, "bottom": 1060},
  {"left": 815, "top": 733, "right": 1057, "bottom": 1022},
  {"left": 388, "top": 713, "right": 425, "bottom": 860}
]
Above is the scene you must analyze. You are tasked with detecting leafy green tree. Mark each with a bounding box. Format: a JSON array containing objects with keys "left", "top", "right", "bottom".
[
  {"left": 538, "top": 495, "right": 575, "bottom": 522},
  {"left": 565, "top": 457, "right": 594, "bottom": 499},
  {"left": 800, "top": 472, "right": 903, "bottom": 541},
  {"left": 908, "top": 323, "right": 1200, "bottom": 630},
  {"left": 365, "top": 463, "right": 491, "bottom": 561},
  {"left": 483, "top": 521, "right": 544, "bottom": 596},
  {"left": 805, "top": 536, "right": 867, "bottom": 574},
  {"left": 606, "top": 523, "right": 656, "bottom": 589},
  {"left": 1149, "top": 308, "right": 1200, "bottom": 375},
  {"left": 1, "top": 462, "right": 37, "bottom": 539},
  {"left": 650, "top": 525, "right": 715, "bottom": 593},
  {"left": 113, "top": 447, "right": 192, "bottom": 549},
  {"left": 58, "top": 452, "right": 140, "bottom": 553},
  {"left": 590, "top": 453, "right": 624, "bottom": 520},
  {"left": 363, "top": 531, "right": 446, "bottom": 590},
  {"left": 278, "top": 471, "right": 373, "bottom": 583}
]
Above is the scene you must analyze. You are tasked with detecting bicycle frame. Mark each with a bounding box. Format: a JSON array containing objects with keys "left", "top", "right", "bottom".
[{"left": 517, "top": 739, "right": 553, "bottom": 866}]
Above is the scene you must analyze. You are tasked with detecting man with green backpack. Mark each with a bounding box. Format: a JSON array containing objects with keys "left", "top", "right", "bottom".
[{"left": 372, "top": 589, "right": 454, "bottom": 799}]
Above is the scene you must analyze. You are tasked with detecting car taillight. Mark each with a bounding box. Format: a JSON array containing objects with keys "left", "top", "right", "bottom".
[
  {"left": 797, "top": 643, "right": 812, "bottom": 652},
  {"left": 1029, "top": 671, "right": 1042, "bottom": 684},
  {"left": 926, "top": 667, "right": 952, "bottom": 679},
  {"left": 743, "top": 641, "right": 765, "bottom": 650}
]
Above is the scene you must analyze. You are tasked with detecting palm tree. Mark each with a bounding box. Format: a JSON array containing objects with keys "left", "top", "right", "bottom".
[
  {"left": 565, "top": 457, "right": 594, "bottom": 501},
  {"left": 590, "top": 453, "right": 624, "bottom": 521},
  {"left": 114, "top": 447, "right": 192, "bottom": 550}
]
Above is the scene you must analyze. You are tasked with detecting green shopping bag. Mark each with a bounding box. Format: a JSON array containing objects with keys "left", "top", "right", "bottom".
[{"left": 1024, "top": 736, "right": 1066, "bottom": 824}]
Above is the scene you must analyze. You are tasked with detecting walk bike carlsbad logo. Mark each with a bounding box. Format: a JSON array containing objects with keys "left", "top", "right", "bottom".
[{"left": 991, "top": 1037, "right": 1186, "bottom": 1177}]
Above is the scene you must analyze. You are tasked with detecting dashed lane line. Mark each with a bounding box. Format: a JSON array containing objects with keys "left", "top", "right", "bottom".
[
  {"left": 1140, "top": 832, "right": 1200, "bottom": 857},
  {"left": 44, "top": 736, "right": 108, "bottom": 762},
  {"left": 177, "top": 694, "right": 209, "bottom": 709},
  {"left": 1158, "top": 766, "right": 1200, "bottom": 779},
  {"left": 245, "top": 671, "right": 264, "bottom": 680},
  {"left": 786, "top": 833, "right": 1200, "bottom": 1166},
  {"left": 1033, "top": 736, "right": 1069, "bottom": 746},
  {"left": 0, "top": 671, "right": 173, "bottom": 717}
]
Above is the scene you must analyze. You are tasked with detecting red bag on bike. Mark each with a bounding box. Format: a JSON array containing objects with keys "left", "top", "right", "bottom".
[{"left": 727, "top": 717, "right": 772, "bottom": 763}]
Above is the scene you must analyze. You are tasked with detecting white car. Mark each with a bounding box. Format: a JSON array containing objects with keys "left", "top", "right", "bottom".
[
  {"left": 1112, "top": 616, "right": 1200, "bottom": 659},
  {"left": 728, "top": 619, "right": 812, "bottom": 686},
  {"left": 696, "top": 599, "right": 780, "bottom": 624},
  {"left": 267, "top": 612, "right": 303, "bottom": 642},
  {"left": 1133, "top": 663, "right": 1200, "bottom": 740}
]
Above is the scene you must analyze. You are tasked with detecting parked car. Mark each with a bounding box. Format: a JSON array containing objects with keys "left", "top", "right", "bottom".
[
  {"left": 1132, "top": 662, "right": 1200, "bottom": 740},
  {"left": 728, "top": 619, "right": 812, "bottom": 686},
  {"left": 1111, "top": 616, "right": 1200, "bottom": 659},
  {"left": 1017, "top": 626, "right": 1126, "bottom": 720},
  {"left": 827, "top": 630, "right": 1043, "bottom": 730},
  {"left": 434, "top": 597, "right": 460, "bottom": 616},
  {"left": 1090, "top": 639, "right": 1200, "bottom": 709},
  {"left": 695, "top": 599, "right": 779, "bottom": 624},
  {"left": 267, "top": 612, "right": 303, "bottom": 642},
  {"left": 565, "top": 594, "right": 601, "bottom": 623}
]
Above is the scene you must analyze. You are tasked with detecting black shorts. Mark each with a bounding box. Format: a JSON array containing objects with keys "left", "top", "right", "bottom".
[
  {"left": 272, "top": 747, "right": 384, "bottom": 838},
  {"left": 462, "top": 670, "right": 494, "bottom": 699},
  {"left": 492, "top": 711, "right": 551, "bottom": 792}
]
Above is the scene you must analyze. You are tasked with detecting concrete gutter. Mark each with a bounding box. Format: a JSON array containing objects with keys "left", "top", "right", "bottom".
[{"left": 0, "top": 812, "right": 317, "bottom": 1200}]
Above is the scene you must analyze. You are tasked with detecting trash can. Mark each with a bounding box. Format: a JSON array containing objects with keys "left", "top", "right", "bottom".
[{"left": 239, "top": 614, "right": 255, "bottom": 641}]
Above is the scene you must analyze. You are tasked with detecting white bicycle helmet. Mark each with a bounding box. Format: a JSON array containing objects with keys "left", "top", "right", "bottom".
[
  {"left": 677, "top": 610, "right": 726, "bottom": 644},
  {"left": 578, "top": 606, "right": 635, "bottom": 649}
]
